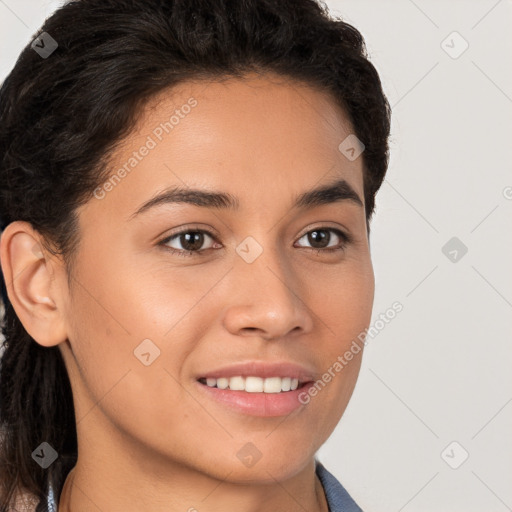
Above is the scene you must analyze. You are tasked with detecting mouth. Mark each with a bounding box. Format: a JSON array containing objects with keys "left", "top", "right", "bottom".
[
  {"left": 195, "top": 376, "right": 315, "bottom": 417},
  {"left": 197, "top": 376, "right": 312, "bottom": 393},
  {"left": 193, "top": 360, "right": 318, "bottom": 416}
]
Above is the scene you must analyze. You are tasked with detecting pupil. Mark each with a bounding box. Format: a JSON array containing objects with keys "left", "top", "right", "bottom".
[
  {"left": 309, "top": 230, "right": 329, "bottom": 248},
  {"left": 182, "top": 232, "right": 203, "bottom": 251}
]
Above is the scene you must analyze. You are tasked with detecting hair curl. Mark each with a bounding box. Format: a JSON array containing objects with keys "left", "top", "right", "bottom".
[{"left": 0, "top": 0, "right": 390, "bottom": 509}]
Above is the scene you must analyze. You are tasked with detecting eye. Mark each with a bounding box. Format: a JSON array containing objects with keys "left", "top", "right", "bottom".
[
  {"left": 159, "top": 229, "right": 218, "bottom": 257},
  {"left": 295, "top": 227, "right": 351, "bottom": 254},
  {"left": 158, "top": 226, "right": 351, "bottom": 257}
]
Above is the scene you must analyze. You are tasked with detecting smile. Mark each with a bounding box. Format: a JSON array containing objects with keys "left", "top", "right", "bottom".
[{"left": 197, "top": 376, "right": 309, "bottom": 393}]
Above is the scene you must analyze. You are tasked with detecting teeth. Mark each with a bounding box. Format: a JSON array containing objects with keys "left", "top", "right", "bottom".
[
  {"left": 263, "top": 377, "right": 281, "bottom": 393},
  {"left": 229, "top": 376, "right": 245, "bottom": 390},
  {"left": 202, "top": 376, "right": 302, "bottom": 393},
  {"left": 245, "top": 376, "right": 263, "bottom": 392},
  {"left": 216, "top": 377, "right": 229, "bottom": 389}
]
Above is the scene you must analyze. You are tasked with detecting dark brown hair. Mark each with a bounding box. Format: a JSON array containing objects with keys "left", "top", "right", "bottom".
[{"left": 0, "top": 0, "right": 391, "bottom": 509}]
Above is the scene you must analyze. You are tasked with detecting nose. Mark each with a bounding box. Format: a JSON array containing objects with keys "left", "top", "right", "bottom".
[{"left": 222, "top": 243, "right": 315, "bottom": 341}]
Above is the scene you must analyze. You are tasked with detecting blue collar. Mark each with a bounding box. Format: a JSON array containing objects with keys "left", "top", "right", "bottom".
[{"left": 315, "top": 459, "right": 363, "bottom": 512}]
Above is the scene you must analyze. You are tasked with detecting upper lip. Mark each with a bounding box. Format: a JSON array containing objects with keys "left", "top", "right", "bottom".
[{"left": 197, "top": 361, "right": 318, "bottom": 383}]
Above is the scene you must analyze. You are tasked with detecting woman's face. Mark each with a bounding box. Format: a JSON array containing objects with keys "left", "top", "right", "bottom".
[{"left": 57, "top": 72, "right": 374, "bottom": 482}]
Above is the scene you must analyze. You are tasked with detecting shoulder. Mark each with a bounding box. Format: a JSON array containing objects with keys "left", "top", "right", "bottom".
[{"left": 315, "top": 459, "right": 363, "bottom": 512}]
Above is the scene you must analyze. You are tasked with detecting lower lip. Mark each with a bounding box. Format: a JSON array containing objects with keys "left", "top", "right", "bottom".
[{"left": 195, "top": 380, "right": 315, "bottom": 417}]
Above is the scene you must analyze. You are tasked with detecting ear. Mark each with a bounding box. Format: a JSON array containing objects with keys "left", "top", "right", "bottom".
[{"left": 0, "top": 221, "right": 68, "bottom": 347}]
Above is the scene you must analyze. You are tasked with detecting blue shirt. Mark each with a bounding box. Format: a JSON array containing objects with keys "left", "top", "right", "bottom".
[
  {"left": 315, "top": 459, "right": 363, "bottom": 511},
  {"left": 46, "top": 459, "right": 362, "bottom": 512}
]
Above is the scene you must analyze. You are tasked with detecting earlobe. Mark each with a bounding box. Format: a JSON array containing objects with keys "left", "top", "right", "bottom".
[{"left": 0, "top": 221, "right": 68, "bottom": 347}]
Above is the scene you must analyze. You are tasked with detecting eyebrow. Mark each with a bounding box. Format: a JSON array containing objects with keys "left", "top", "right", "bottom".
[{"left": 129, "top": 177, "right": 363, "bottom": 219}]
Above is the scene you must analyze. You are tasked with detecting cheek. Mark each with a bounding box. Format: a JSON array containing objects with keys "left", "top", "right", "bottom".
[
  {"left": 314, "top": 256, "right": 375, "bottom": 342},
  {"left": 63, "top": 254, "right": 210, "bottom": 416},
  {"left": 64, "top": 277, "right": 203, "bottom": 457},
  {"left": 303, "top": 259, "right": 374, "bottom": 428}
]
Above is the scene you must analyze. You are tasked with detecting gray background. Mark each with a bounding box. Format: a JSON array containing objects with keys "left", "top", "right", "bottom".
[{"left": 0, "top": 1, "right": 511, "bottom": 511}]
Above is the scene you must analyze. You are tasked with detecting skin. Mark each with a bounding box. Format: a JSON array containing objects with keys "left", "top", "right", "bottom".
[{"left": 0, "top": 71, "right": 374, "bottom": 512}]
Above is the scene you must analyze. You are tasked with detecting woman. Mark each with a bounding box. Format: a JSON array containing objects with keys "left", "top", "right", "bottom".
[{"left": 0, "top": 0, "right": 391, "bottom": 510}]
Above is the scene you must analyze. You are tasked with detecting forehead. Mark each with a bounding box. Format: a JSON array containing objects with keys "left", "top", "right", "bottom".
[
  {"left": 87, "top": 72, "right": 365, "bottom": 220},
  {"left": 140, "top": 72, "right": 356, "bottom": 159}
]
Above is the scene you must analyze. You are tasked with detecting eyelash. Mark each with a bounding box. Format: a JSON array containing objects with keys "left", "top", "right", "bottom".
[{"left": 158, "top": 226, "right": 352, "bottom": 257}]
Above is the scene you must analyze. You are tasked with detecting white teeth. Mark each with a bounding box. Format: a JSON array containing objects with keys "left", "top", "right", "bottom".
[
  {"left": 216, "top": 377, "right": 229, "bottom": 389},
  {"left": 202, "top": 376, "right": 303, "bottom": 393},
  {"left": 245, "top": 376, "right": 263, "bottom": 392},
  {"left": 229, "top": 376, "right": 245, "bottom": 390},
  {"left": 263, "top": 377, "right": 281, "bottom": 393}
]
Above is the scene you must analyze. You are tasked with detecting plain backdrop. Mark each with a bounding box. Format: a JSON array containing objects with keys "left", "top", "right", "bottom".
[{"left": 0, "top": 1, "right": 511, "bottom": 511}]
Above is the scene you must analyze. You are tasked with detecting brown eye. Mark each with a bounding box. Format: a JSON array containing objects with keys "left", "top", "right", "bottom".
[
  {"left": 295, "top": 228, "right": 350, "bottom": 253},
  {"left": 160, "top": 229, "right": 217, "bottom": 256}
]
